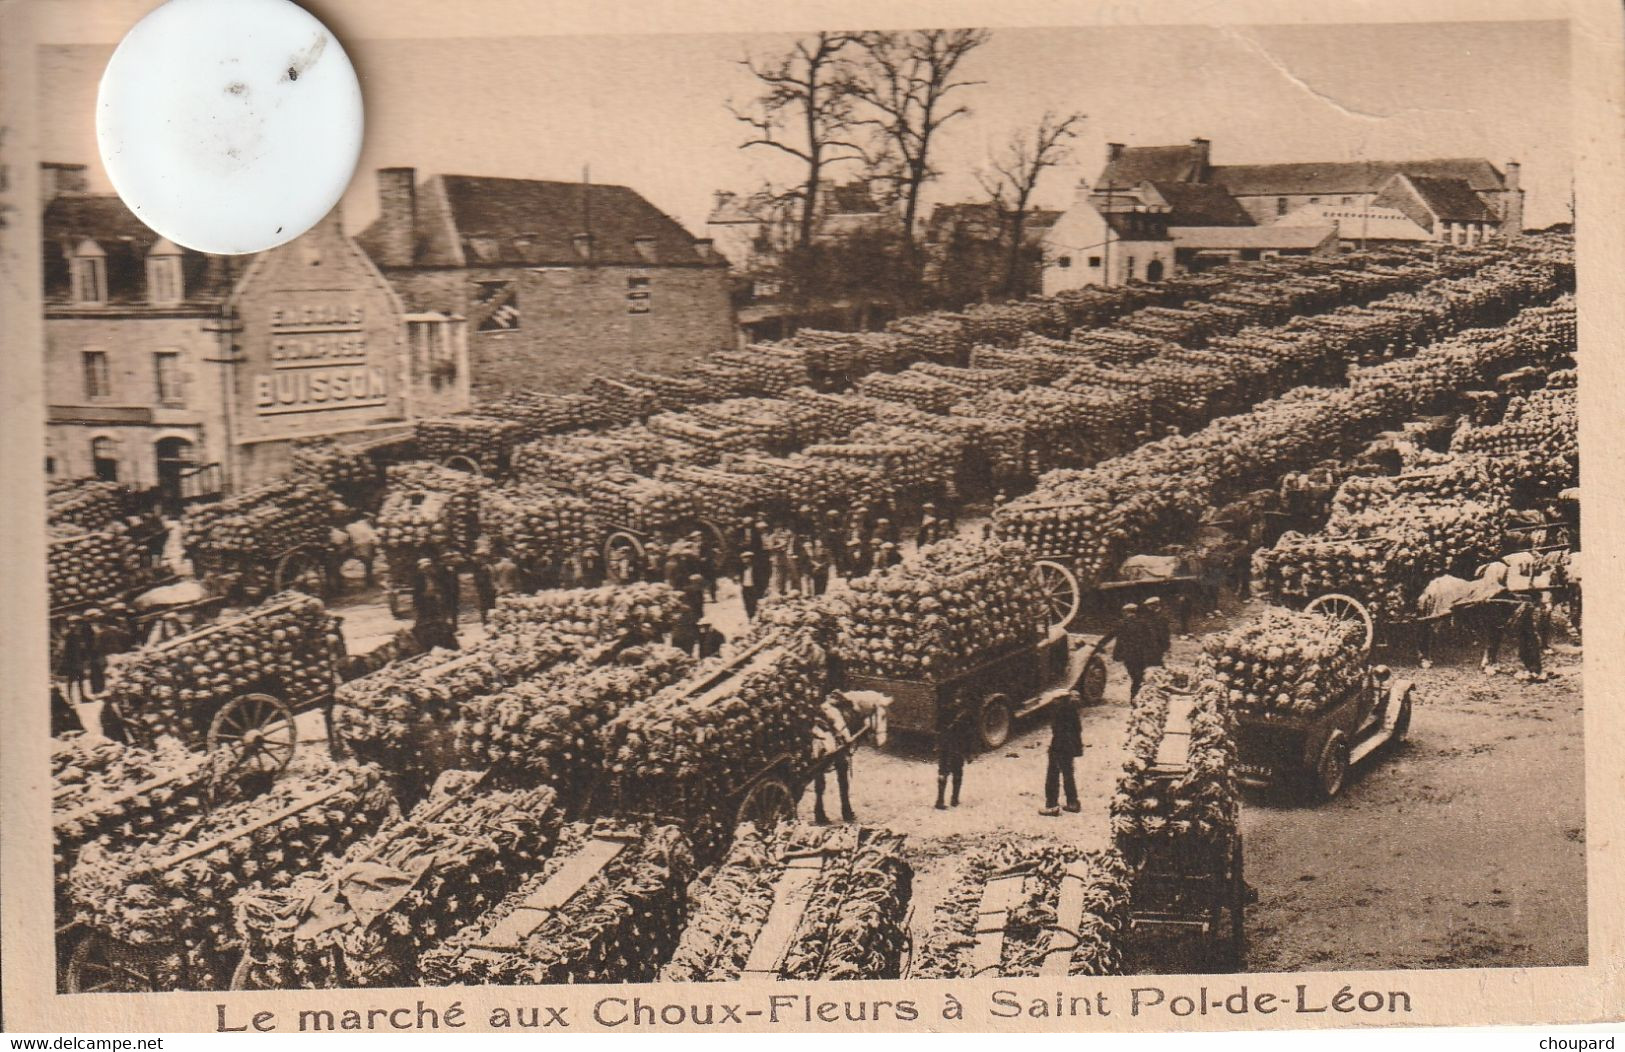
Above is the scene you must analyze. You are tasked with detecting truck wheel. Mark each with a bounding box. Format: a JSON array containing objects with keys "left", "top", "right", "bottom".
[
  {"left": 978, "top": 694, "right": 1012, "bottom": 751},
  {"left": 1315, "top": 731, "right": 1351, "bottom": 800}
]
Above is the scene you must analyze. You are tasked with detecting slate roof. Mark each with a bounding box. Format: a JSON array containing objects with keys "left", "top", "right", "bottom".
[
  {"left": 42, "top": 193, "right": 232, "bottom": 305},
  {"left": 1402, "top": 176, "right": 1498, "bottom": 223},
  {"left": 1145, "top": 181, "right": 1254, "bottom": 227},
  {"left": 1095, "top": 143, "right": 1508, "bottom": 197},
  {"left": 1211, "top": 158, "right": 1506, "bottom": 196},
  {"left": 362, "top": 174, "right": 718, "bottom": 268}
]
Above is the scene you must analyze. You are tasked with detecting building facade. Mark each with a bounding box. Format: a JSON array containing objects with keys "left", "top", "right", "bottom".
[
  {"left": 43, "top": 163, "right": 469, "bottom": 498},
  {"left": 1093, "top": 139, "right": 1524, "bottom": 237},
  {"left": 362, "top": 169, "right": 735, "bottom": 398},
  {"left": 1042, "top": 183, "right": 1175, "bottom": 294}
]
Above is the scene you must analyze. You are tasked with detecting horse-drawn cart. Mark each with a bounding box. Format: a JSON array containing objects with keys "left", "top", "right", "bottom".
[
  {"left": 100, "top": 592, "right": 348, "bottom": 791},
  {"left": 1123, "top": 683, "right": 1247, "bottom": 972}
]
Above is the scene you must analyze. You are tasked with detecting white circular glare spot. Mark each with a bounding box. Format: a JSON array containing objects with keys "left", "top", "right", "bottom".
[{"left": 97, "top": 0, "right": 363, "bottom": 255}]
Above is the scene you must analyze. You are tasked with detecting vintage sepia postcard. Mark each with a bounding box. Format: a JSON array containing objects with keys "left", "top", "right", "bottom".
[{"left": 1, "top": 0, "right": 1622, "bottom": 1034}]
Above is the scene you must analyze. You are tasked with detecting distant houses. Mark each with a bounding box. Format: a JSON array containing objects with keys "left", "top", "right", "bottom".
[{"left": 1043, "top": 138, "right": 1525, "bottom": 290}]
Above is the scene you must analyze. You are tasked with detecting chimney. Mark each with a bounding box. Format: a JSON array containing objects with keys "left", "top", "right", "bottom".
[
  {"left": 1106, "top": 143, "right": 1125, "bottom": 161},
  {"left": 693, "top": 238, "right": 715, "bottom": 262},
  {"left": 1501, "top": 161, "right": 1525, "bottom": 236},
  {"left": 40, "top": 162, "right": 88, "bottom": 206},
  {"left": 633, "top": 235, "right": 657, "bottom": 263},
  {"left": 572, "top": 232, "right": 594, "bottom": 261},
  {"left": 1073, "top": 178, "right": 1093, "bottom": 208},
  {"left": 374, "top": 167, "right": 417, "bottom": 267},
  {"left": 1189, "top": 138, "right": 1211, "bottom": 177}
]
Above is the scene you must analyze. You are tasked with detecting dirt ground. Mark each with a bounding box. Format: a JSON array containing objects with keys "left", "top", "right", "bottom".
[
  {"left": 819, "top": 594, "right": 1588, "bottom": 974},
  {"left": 124, "top": 555, "right": 1584, "bottom": 976}
]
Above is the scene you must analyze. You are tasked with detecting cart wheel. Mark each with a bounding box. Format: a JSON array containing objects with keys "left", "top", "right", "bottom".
[
  {"left": 274, "top": 545, "right": 331, "bottom": 598},
  {"left": 977, "top": 693, "right": 1012, "bottom": 751},
  {"left": 208, "top": 692, "right": 297, "bottom": 790},
  {"left": 1315, "top": 730, "right": 1351, "bottom": 801},
  {"left": 442, "top": 454, "right": 483, "bottom": 476},
  {"left": 1391, "top": 688, "right": 1414, "bottom": 742},
  {"left": 1306, "top": 593, "right": 1374, "bottom": 653},
  {"left": 604, "top": 531, "right": 646, "bottom": 584},
  {"left": 66, "top": 933, "right": 162, "bottom": 993},
  {"left": 1033, "top": 560, "right": 1081, "bottom": 630},
  {"left": 736, "top": 776, "right": 796, "bottom": 830}
]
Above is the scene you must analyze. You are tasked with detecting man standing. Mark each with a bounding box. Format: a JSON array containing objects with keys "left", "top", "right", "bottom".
[
  {"left": 742, "top": 547, "right": 771, "bottom": 620},
  {"left": 876, "top": 541, "right": 904, "bottom": 571},
  {"left": 471, "top": 535, "right": 498, "bottom": 627},
  {"left": 764, "top": 524, "right": 795, "bottom": 596},
  {"left": 413, "top": 558, "right": 460, "bottom": 652},
  {"left": 1143, "top": 596, "right": 1172, "bottom": 667},
  {"left": 346, "top": 516, "right": 380, "bottom": 588},
  {"left": 1039, "top": 691, "right": 1084, "bottom": 816},
  {"left": 1112, "top": 602, "right": 1155, "bottom": 698},
  {"left": 935, "top": 695, "right": 975, "bottom": 810},
  {"left": 916, "top": 503, "right": 943, "bottom": 550}
]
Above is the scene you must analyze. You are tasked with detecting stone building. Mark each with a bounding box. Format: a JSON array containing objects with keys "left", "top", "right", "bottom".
[
  {"left": 1041, "top": 182, "right": 1175, "bottom": 294},
  {"left": 42, "top": 163, "right": 467, "bottom": 499},
  {"left": 1092, "top": 138, "right": 1524, "bottom": 236},
  {"left": 361, "top": 169, "right": 735, "bottom": 398}
]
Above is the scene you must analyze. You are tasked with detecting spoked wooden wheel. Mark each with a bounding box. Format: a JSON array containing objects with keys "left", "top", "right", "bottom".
[
  {"left": 603, "top": 531, "right": 646, "bottom": 583},
  {"left": 442, "top": 454, "right": 483, "bottom": 476},
  {"left": 274, "top": 545, "right": 331, "bottom": 598},
  {"left": 208, "top": 692, "right": 297, "bottom": 791},
  {"left": 735, "top": 776, "right": 796, "bottom": 830},
  {"left": 66, "top": 933, "right": 162, "bottom": 993},
  {"left": 1033, "top": 559, "right": 1081, "bottom": 630},
  {"left": 1306, "top": 592, "right": 1374, "bottom": 653}
]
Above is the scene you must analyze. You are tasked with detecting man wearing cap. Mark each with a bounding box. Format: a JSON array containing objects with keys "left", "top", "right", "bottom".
[
  {"left": 1112, "top": 602, "right": 1157, "bottom": 698},
  {"left": 877, "top": 541, "right": 904, "bottom": 570},
  {"left": 916, "top": 502, "right": 943, "bottom": 550}
]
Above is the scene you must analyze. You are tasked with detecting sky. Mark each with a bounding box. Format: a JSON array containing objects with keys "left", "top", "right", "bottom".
[{"left": 37, "top": 19, "right": 1572, "bottom": 239}]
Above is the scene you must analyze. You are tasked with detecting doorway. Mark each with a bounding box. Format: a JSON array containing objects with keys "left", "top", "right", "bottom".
[
  {"left": 155, "top": 436, "right": 196, "bottom": 514},
  {"left": 1146, "top": 259, "right": 1165, "bottom": 282}
]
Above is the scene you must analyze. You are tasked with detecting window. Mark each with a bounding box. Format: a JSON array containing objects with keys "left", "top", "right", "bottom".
[
  {"left": 146, "top": 241, "right": 184, "bottom": 304},
  {"left": 1341, "top": 196, "right": 1354, "bottom": 205},
  {"left": 1126, "top": 256, "right": 1137, "bottom": 281},
  {"left": 1057, "top": 255, "right": 1072, "bottom": 269},
  {"left": 82, "top": 350, "right": 111, "bottom": 400},
  {"left": 1308, "top": 197, "right": 1321, "bottom": 204},
  {"left": 407, "top": 314, "right": 465, "bottom": 391},
  {"left": 46, "top": 456, "right": 56, "bottom": 476},
  {"left": 627, "top": 275, "right": 651, "bottom": 315},
  {"left": 1276, "top": 197, "right": 1289, "bottom": 217},
  {"left": 154, "top": 351, "right": 183, "bottom": 405},
  {"left": 72, "top": 240, "right": 106, "bottom": 304},
  {"left": 91, "top": 438, "right": 118, "bottom": 482},
  {"left": 1088, "top": 256, "right": 1102, "bottom": 268}
]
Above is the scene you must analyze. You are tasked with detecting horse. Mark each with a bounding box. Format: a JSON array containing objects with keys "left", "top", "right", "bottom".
[
  {"left": 1413, "top": 565, "right": 1547, "bottom": 676},
  {"left": 810, "top": 689, "right": 890, "bottom": 824}
]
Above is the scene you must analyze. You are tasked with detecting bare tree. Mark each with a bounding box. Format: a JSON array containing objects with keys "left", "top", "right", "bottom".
[
  {"left": 851, "top": 29, "right": 991, "bottom": 265},
  {"left": 731, "top": 32, "right": 864, "bottom": 251},
  {"left": 977, "top": 110, "right": 1086, "bottom": 297}
]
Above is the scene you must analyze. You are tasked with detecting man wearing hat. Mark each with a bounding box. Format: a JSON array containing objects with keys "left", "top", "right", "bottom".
[
  {"left": 877, "top": 541, "right": 904, "bottom": 571},
  {"left": 1039, "top": 690, "right": 1084, "bottom": 816},
  {"left": 1112, "top": 602, "right": 1157, "bottom": 698},
  {"left": 412, "top": 558, "right": 460, "bottom": 652}
]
